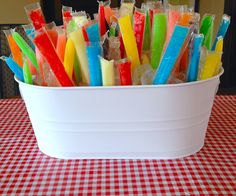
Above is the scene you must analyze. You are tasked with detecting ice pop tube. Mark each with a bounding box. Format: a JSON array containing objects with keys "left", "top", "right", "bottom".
[
  {"left": 119, "top": 15, "right": 141, "bottom": 70},
  {"left": 104, "top": 3, "right": 114, "bottom": 25},
  {"left": 153, "top": 25, "right": 190, "bottom": 85},
  {"left": 4, "top": 30, "right": 23, "bottom": 68},
  {"left": 187, "top": 34, "right": 204, "bottom": 82},
  {"left": 86, "top": 22, "right": 100, "bottom": 42},
  {"left": 109, "top": 22, "right": 117, "bottom": 37},
  {"left": 144, "top": 1, "right": 163, "bottom": 27},
  {"left": 56, "top": 28, "right": 67, "bottom": 62},
  {"left": 86, "top": 42, "right": 103, "bottom": 86},
  {"left": 70, "top": 29, "right": 90, "bottom": 84},
  {"left": 119, "top": 0, "right": 135, "bottom": 17},
  {"left": 151, "top": 13, "right": 167, "bottom": 70},
  {"left": 212, "top": 14, "right": 230, "bottom": 51},
  {"left": 200, "top": 14, "right": 215, "bottom": 50},
  {"left": 82, "top": 26, "right": 90, "bottom": 42},
  {"left": 34, "top": 29, "right": 74, "bottom": 86},
  {"left": 0, "top": 56, "right": 24, "bottom": 82},
  {"left": 36, "top": 48, "right": 46, "bottom": 85},
  {"left": 119, "top": 35, "right": 125, "bottom": 58},
  {"left": 25, "top": 3, "right": 46, "bottom": 30},
  {"left": 166, "top": 7, "right": 182, "bottom": 46},
  {"left": 45, "top": 22, "right": 58, "bottom": 47},
  {"left": 98, "top": 1, "right": 107, "bottom": 37},
  {"left": 100, "top": 57, "right": 115, "bottom": 86},
  {"left": 179, "top": 12, "right": 193, "bottom": 26},
  {"left": 22, "top": 24, "right": 35, "bottom": 50},
  {"left": 200, "top": 52, "right": 222, "bottom": 80},
  {"left": 67, "top": 19, "right": 77, "bottom": 34},
  {"left": 108, "top": 36, "right": 121, "bottom": 60},
  {"left": 117, "top": 58, "right": 132, "bottom": 85},
  {"left": 62, "top": 6, "right": 72, "bottom": 29},
  {"left": 215, "top": 36, "right": 223, "bottom": 53},
  {"left": 64, "top": 38, "right": 75, "bottom": 80},
  {"left": 143, "top": 10, "right": 151, "bottom": 51},
  {"left": 23, "top": 58, "right": 33, "bottom": 84},
  {"left": 73, "top": 54, "right": 82, "bottom": 85},
  {"left": 12, "top": 32, "right": 38, "bottom": 70},
  {"left": 133, "top": 9, "right": 146, "bottom": 59}
]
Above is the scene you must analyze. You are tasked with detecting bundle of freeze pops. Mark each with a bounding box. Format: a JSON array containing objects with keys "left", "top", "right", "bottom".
[{"left": 1, "top": 0, "right": 231, "bottom": 87}]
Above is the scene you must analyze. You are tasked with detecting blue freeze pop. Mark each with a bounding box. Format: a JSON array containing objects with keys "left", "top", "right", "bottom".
[
  {"left": 25, "top": 29, "right": 35, "bottom": 50},
  {"left": 187, "top": 34, "right": 204, "bottom": 82},
  {"left": 86, "top": 42, "right": 103, "bottom": 86},
  {"left": 1, "top": 56, "right": 24, "bottom": 82},
  {"left": 153, "top": 25, "right": 190, "bottom": 85},
  {"left": 212, "top": 14, "right": 231, "bottom": 51},
  {"left": 86, "top": 23, "right": 100, "bottom": 42}
]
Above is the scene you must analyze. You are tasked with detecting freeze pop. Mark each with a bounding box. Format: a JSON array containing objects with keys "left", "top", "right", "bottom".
[
  {"left": 187, "top": 34, "right": 204, "bottom": 82},
  {"left": 56, "top": 28, "right": 67, "bottom": 62},
  {"left": 25, "top": 3, "right": 46, "bottom": 30},
  {"left": 86, "top": 42, "right": 103, "bottom": 86},
  {"left": 100, "top": 57, "right": 115, "bottom": 86},
  {"left": 23, "top": 58, "right": 33, "bottom": 84},
  {"left": 70, "top": 29, "right": 90, "bottom": 85},
  {"left": 4, "top": 30, "right": 23, "bottom": 68},
  {"left": 0, "top": 56, "right": 24, "bottom": 82},
  {"left": 34, "top": 29, "right": 74, "bottom": 86},
  {"left": 86, "top": 22, "right": 100, "bottom": 42},
  {"left": 12, "top": 32, "right": 38, "bottom": 70},
  {"left": 119, "top": 0, "right": 135, "bottom": 17},
  {"left": 215, "top": 37, "right": 223, "bottom": 53},
  {"left": 117, "top": 58, "right": 132, "bottom": 85},
  {"left": 133, "top": 9, "right": 146, "bottom": 59},
  {"left": 200, "top": 52, "right": 222, "bottom": 80},
  {"left": 153, "top": 25, "right": 190, "bottom": 85},
  {"left": 200, "top": 14, "right": 215, "bottom": 50},
  {"left": 64, "top": 38, "right": 75, "bottom": 80},
  {"left": 98, "top": 1, "right": 107, "bottom": 37},
  {"left": 119, "top": 15, "right": 140, "bottom": 70},
  {"left": 212, "top": 14, "right": 230, "bottom": 51},
  {"left": 151, "top": 13, "right": 167, "bottom": 70},
  {"left": 143, "top": 10, "right": 151, "bottom": 51}
]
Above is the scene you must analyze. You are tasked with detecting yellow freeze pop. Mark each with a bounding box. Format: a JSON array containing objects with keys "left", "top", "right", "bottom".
[
  {"left": 200, "top": 52, "right": 222, "bottom": 80},
  {"left": 119, "top": 0, "right": 135, "bottom": 17},
  {"left": 100, "top": 57, "right": 115, "bottom": 86},
  {"left": 118, "top": 15, "right": 140, "bottom": 70},
  {"left": 70, "top": 29, "right": 90, "bottom": 85},
  {"left": 142, "top": 53, "right": 150, "bottom": 65},
  {"left": 215, "top": 37, "right": 223, "bottom": 53},
  {"left": 64, "top": 38, "right": 75, "bottom": 80}
]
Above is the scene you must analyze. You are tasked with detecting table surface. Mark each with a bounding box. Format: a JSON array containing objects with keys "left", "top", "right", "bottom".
[{"left": 0, "top": 96, "right": 235, "bottom": 195}]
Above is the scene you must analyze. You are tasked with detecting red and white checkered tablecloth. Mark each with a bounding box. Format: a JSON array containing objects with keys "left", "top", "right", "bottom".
[{"left": 0, "top": 96, "right": 235, "bottom": 195}]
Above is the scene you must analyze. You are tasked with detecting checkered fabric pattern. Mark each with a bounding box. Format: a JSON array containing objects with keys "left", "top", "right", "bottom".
[{"left": 0, "top": 96, "right": 235, "bottom": 195}]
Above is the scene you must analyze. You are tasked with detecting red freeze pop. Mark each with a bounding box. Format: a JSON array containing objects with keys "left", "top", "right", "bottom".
[
  {"left": 25, "top": 3, "right": 46, "bottom": 30},
  {"left": 62, "top": 6, "right": 72, "bottom": 28},
  {"left": 117, "top": 59, "right": 132, "bottom": 86},
  {"left": 133, "top": 10, "right": 145, "bottom": 59},
  {"left": 34, "top": 30, "right": 74, "bottom": 86},
  {"left": 82, "top": 26, "right": 89, "bottom": 42},
  {"left": 119, "top": 35, "right": 125, "bottom": 58},
  {"left": 98, "top": 2, "right": 106, "bottom": 37}
]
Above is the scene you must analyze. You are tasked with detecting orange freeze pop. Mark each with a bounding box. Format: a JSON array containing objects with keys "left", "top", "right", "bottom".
[{"left": 7, "top": 34, "right": 23, "bottom": 67}]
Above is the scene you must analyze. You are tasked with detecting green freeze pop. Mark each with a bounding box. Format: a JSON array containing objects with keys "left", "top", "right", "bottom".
[
  {"left": 73, "top": 53, "right": 82, "bottom": 85},
  {"left": 12, "top": 32, "right": 38, "bottom": 70},
  {"left": 151, "top": 13, "right": 167, "bottom": 70},
  {"left": 23, "top": 59, "right": 33, "bottom": 84},
  {"left": 200, "top": 14, "right": 215, "bottom": 50},
  {"left": 143, "top": 11, "right": 151, "bottom": 51}
]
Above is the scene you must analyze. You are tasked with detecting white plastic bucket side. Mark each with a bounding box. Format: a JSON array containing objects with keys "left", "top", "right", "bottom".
[{"left": 16, "top": 70, "right": 223, "bottom": 159}]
